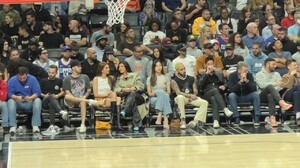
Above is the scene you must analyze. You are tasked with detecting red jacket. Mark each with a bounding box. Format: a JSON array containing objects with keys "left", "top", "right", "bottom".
[{"left": 0, "top": 80, "right": 8, "bottom": 101}]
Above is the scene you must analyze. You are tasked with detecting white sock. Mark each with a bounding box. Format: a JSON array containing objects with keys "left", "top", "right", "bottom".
[{"left": 296, "top": 112, "right": 300, "bottom": 119}]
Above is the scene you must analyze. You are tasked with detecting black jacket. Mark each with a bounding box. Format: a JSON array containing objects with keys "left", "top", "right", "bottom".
[
  {"left": 228, "top": 71, "right": 257, "bottom": 96},
  {"left": 199, "top": 71, "right": 227, "bottom": 94}
]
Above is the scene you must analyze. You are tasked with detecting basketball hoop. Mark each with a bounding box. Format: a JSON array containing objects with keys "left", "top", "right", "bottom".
[{"left": 105, "top": 0, "right": 130, "bottom": 26}]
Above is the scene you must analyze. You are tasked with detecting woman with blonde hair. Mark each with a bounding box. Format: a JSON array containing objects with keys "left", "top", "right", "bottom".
[
  {"left": 198, "top": 25, "right": 212, "bottom": 49},
  {"left": 93, "top": 62, "right": 123, "bottom": 129}
]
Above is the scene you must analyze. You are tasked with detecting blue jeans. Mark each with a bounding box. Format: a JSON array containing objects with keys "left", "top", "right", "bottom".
[
  {"left": 284, "top": 85, "right": 300, "bottom": 112},
  {"left": 150, "top": 90, "right": 172, "bottom": 116},
  {"left": 8, "top": 98, "right": 42, "bottom": 127},
  {"left": 1, "top": 101, "right": 9, "bottom": 127},
  {"left": 228, "top": 92, "right": 261, "bottom": 120}
]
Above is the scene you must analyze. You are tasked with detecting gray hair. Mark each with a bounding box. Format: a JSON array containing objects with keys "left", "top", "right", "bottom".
[
  {"left": 237, "top": 61, "right": 248, "bottom": 70},
  {"left": 246, "top": 22, "right": 256, "bottom": 31}
]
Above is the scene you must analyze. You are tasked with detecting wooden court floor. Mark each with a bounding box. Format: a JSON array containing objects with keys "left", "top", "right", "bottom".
[{"left": 8, "top": 133, "right": 300, "bottom": 168}]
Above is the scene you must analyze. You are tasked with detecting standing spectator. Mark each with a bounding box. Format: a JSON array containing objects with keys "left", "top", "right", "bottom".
[
  {"left": 172, "top": 44, "right": 197, "bottom": 77},
  {"left": 39, "top": 21, "right": 64, "bottom": 49},
  {"left": 81, "top": 48, "right": 100, "bottom": 81},
  {"left": 211, "top": 0, "right": 235, "bottom": 19},
  {"left": 25, "top": 11, "right": 44, "bottom": 40},
  {"left": 17, "top": 24, "right": 35, "bottom": 50},
  {"left": 185, "top": 0, "right": 207, "bottom": 24},
  {"left": 237, "top": 6, "right": 252, "bottom": 35},
  {"left": 228, "top": 32, "right": 249, "bottom": 58},
  {"left": 139, "top": 0, "right": 158, "bottom": 26},
  {"left": 55, "top": 46, "right": 72, "bottom": 80},
  {"left": 8, "top": 67, "right": 42, "bottom": 133},
  {"left": 166, "top": 20, "right": 187, "bottom": 44},
  {"left": 199, "top": 56, "right": 233, "bottom": 128},
  {"left": 63, "top": 60, "right": 98, "bottom": 133},
  {"left": 171, "top": 62, "right": 208, "bottom": 129},
  {"left": 143, "top": 19, "right": 166, "bottom": 45},
  {"left": 228, "top": 62, "right": 261, "bottom": 126},
  {"left": 40, "top": 65, "right": 68, "bottom": 135},
  {"left": 126, "top": 0, "right": 141, "bottom": 13},
  {"left": 281, "top": 5, "right": 296, "bottom": 29},
  {"left": 33, "top": 47, "right": 55, "bottom": 72},
  {"left": 165, "top": 9, "right": 189, "bottom": 32},
  {"left": 245, "top": 43, "right": 268, "bottom": 77},
  {"left": 90, "top": 21, "right": 114, "bottom": 47},
  {"left": 242, "top": 22, "right": 264, "bottom": 53},
  {"left": 192, "top": 9, "right": 217, "bottom": 36},
  {"left": 216, "top": 6, "right": 238, "bottom": 34},
  {"left": 222, "top": 43, "right": 244, "bottom": 78},
  {"left": 186, "top": 35, "right": 203, "bottom": 59},
  {"left": 64, "top": 19, "right": 88, "bottom": 47},
  {"left": 0, "top": 4, "right": 22, "bottom": 27},
  {"left": 162, "top": 0, "right": 187, "bottom": 12}
]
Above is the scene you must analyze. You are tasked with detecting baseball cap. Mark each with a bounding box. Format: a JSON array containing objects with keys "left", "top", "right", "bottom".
[
  {"left": 95, "top": 34, "right": 108, "bottom": 44},
  {"left": 176, "top": 44, "right": 187, "bottom": 51},
  {"left": 70, "top": 60, "right": 81, "bottom": 68},
  {"left": 37, "top": 47, "right": 47, "bottom": 55},
  {"left": 162, "top": 37, "right": 172, "bottom": 47},
  {"left": 62, "top": 46, "right": 72, "bottom": 52},
  {"left": 210, "top": 39, "right": 219, "bottom": 44},
  {"left": 187, "top": 35, "right": 197, "bottom": 42},
  {"left": 105, "top": 46, "right": 114, "bottom": 55},
  {"left": 225, "top": 43, "right": 234, "bottom": 50},
  {"left": 29, "top": 38, "right": 38, "bottom": 45}
]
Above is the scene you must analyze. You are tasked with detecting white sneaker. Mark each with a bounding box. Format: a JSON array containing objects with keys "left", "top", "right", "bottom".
[
  {"left": 88, "top": 99, "right": 98, "bottom": 106},
  {"left": 9, "top": 126, "right": 16, "bottom": 134},
  {"left": 188, "top": 121, "right": 197, "bottom": 129},
  {"left": 79, "top": 124, "right": 86, "bottom": 133},
  {"left": 59, "top": 110, "right": 68, "bottom": 120},
  {"left": 42, "top": 125, "right": 56, "bottom": 136},
  {"left": 224, "top": 108, "right": 233, "bottom": 117},
  {"left": 213, "top": 120, "right": 220, "bottom": 128},
  {"left": 32, "top": 126, "right": 40, "bottom": 133},
  {"left": 63, "top": 126, "right": 73, "bottom": 132}
]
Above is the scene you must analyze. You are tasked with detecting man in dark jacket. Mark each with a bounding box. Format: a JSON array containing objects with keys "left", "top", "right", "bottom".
[{"left": 228, "top": 61, "right": 260, "bottom": 126}]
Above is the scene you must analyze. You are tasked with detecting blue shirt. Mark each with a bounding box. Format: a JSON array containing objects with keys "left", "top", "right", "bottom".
[
  {"left": 242, "top": 35, "right": 264, "bottom": 53},
  {"left": 288, "top": 24, "right": 300, "bottom": 36},
  {"left": 245, "top": 53, "right": 268, "bottom": 78},
  {"left": 8, "top": 74, "right": 41, "bottom": 99}
]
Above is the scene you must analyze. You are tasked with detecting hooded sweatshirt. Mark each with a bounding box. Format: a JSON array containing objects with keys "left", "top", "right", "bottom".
[{"left": 245, "top": 52, "right": 268, "bottom": 78}]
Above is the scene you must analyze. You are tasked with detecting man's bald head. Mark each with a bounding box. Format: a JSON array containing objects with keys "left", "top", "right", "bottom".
[{"left": 87, "top": 47, "right": 97, "bottom": 61}]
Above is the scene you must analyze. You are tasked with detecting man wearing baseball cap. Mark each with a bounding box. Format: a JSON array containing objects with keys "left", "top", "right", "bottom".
[
  {"left": 20, "top": 37, "right": 39, "bottom": 62},
  {"left": 161, "top": 37, "right": 177, "bottom": 61},
  {"left": 172, "top": 44, "right": 197, "bottom": 77},
  {"left": 186, "top": 35, "right": 203, "bottom": 59},
  {"left": 54, "top": 46, "right": 73, "bottom": 80},
  {"left": 222, "top": 43, "right": 244, "bottom": 78},
  {"left": 33, "top": 47, "right": 55, "bottom": 72}
]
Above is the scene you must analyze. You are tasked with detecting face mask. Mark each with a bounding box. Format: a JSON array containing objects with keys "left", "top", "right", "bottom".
[{"left": 297, "top": 19, "right": 300, "bottom": 24}]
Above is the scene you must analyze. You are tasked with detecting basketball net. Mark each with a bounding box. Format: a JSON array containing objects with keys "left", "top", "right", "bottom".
[{"left": 105, "top": 0, "right": 130, "bottom": 26}]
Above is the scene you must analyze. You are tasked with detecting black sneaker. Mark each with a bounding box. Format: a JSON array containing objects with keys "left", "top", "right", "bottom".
[{"left": 3, "top": 127, "right": 9, "bottom": 134}]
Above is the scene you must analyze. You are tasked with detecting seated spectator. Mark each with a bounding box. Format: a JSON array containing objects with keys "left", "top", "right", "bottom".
[
  {"left": 192, "top": 9, "right": 217, "bottom": 36},
  {"left": 196, "top": 43, "right": 224, "bottom": 75},
  {"left": 281, "top": 5, "right": 295, "bottom": 29},
  {"left": 69, "top": 42, "right": 84, "bottom": 62},
  {"left": 245, "top": 43, "right": 268, "bottom": 77},
  {"left": 198, "top": 25, "right": 212, "bottom": 49},
  {"left": 147, "top": 60, "right": 172, "bottom": 129},
  {"left": 55, "top": 46, "right": 72, "bottom": 80},
  {"left": 0, "top": 39, "right": 10, "bottom": 65},
  {"left": 93, "top": 62, "right": 123, "bottom": 130},
  {"left": 151, "top": 47, "right": 174, "bottom": 77},
  {"left": 143, "top": 19, "right": 166, "bottom": 45},
  {"left": 216, "top": 23, "right": 230, "bottom": 57},
  {"left": 64, "top": 19, "right": 87, "bottom": 47},
  {"left": 1, "top": 14, "right": 19, "bottom": 39},
  {"left": 229, "top": 0, "right": 250, "bottom": 18},
  {"left": 222, "top": 43, "right": 244, "bottom": 78},
  {"left": 20, "top": 38, "right": 39, "bottom": 62},
  {"left": 29, "top": 3, "right": 52, "bottom": 22},
  {"left": 40, "top": 65, "right": 68, "bottom": 135},
  {"left": 185, "top": 0, "right": 207, "bottom": 24},
  {"left": 165, "top": 9, "right": 189, "bottom": 32},
  {"left": 256, "top": 58, "right": 293, "bottom": 127},
  {"left": 264, "top": 24, "right": 281, "bottom": 51},
  {"left": 7, "top": 58, "right": 48, "bottom": 81},
  {"left": 126, "top": 0, "right": 141, "bottom": 13},
  {"left": 90, "top": 21, "right": 114, "bottom": 47},
  {"left": 280, "top": 59, "right": 300, "bottom": 125},
  {"left": 252, "top": 0, "right": 273, "bottom": 13},
  {"left": 0, "top": 4, "right": 22, "bottom": 27},
  {"left": 92, "top": 35, "right": 107, "bottom": 61},
  {"left": 171, "top": 62, "right": 208, "bottom": 129},
  {"left": 211, "top": 39, "right": 222, "bottom": 58},
  {"left": 33, "top": 47, "right": 55, "bottom": 72},
  {"left": 216, "top": 6, "right": 237, "bottom": 34},
  {"left": 242, "top": 22, "right": 264, "bottom": 53},
  {"left": 172, "top": 44, "right": 196, "bottom": 77},
  {"left": 9, "top": 49, "right": 20, "bottom": 61},
  {"left": 25, "top": 11, "right": 43, "bottom": 40},
  {"left": 8, "top": 67, "right": 42, "bottom": 133},
  {"left": 39, "top": 21, "right": 64, "bottom": 49},
  {"left": 166, "top": 20, "right": 187, "bottom": 44},
  {"left": 81, "top": 48, "right": 100, "bottom": 82},
  {"left": 277, "top": 27, "right": 298, "bottom": 55},
  {"left": 199, "top": 56, "right": 233, "bottom": 128},
  {"left": 287, "top": 12, "right": 300, "bottom": 41},
  {"left": 63, "top": 60, "right": 98, "bottom": 133},
  {"left": 292, "top": 41, "right": 300, "bottom": 66},
  {"left": 228, "top": 61, "right": 261, "bottom": 126},
  {"left": 162, "top": 0, "right": 187, "bottom": 12},
  {"left": 228, "top": 32, "right": 249, "bottom": 58},
  {"left": 186, "top": 35, "right": 203, "bottom": 60},
  {"left": 0, "top": 28, "right": 13, "bottom": 48},
  {"left": 17, "top": 24, "right": 35, "bottom": 50},
  {"left": 259, "top": 5, "right": 280, "bottom": 35},
  {"left": 262, "top": 14, "right": 276, "bottom": 40},
  {"left": 237, "top": 6, "right": 252, "bottom": 34},
  {"left": 268, "top": 40, "right": 292, "bottom": 76},
  {"left": 102, "top": 46, "right": 119, "bottom": 77},
  {"left": 161, "top": 37, "right": 177, "bottom": 61},
  {"left": 125, "top": 45, "right": 152, "bottom": 83},
  {"left": 211, "top": 0, "right": 235, "bottom": 19},
  {"left": 114, "top": 61, "right": 146, "bottom": 131},
  {"left": 0, "top": 68, "right": 8, "bottom": 133},
  {"left": 139, "top": 0, "right": 157, "bottom": 26},
  {"left": 115, "top": 22, "right": 130, "bottom": 48}
]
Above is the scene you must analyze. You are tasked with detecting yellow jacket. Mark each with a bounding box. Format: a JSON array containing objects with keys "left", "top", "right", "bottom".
[{"left": 192, "top": 17, "right": 217, "bottom": 36}]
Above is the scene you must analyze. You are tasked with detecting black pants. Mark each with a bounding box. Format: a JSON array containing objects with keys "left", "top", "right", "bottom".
[
  {"left": 42, "top": 95, "right": 62, "bottom": 125},
  {"left": 260, "top": 85, "right": 282, "bottom": 116},
  {"left": 284, "top": 85, "right": 300, "bottom": 112},
  {"left": 123, "top": 92, "right": 142, "bottom": 127},
  {"left": 203, "top": 88, "right": 226, "bottom": 121}
]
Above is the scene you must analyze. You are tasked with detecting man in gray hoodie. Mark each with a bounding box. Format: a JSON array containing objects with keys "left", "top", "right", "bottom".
[{"left": 245, "top": 43, "right": 268, "bottom": 78}]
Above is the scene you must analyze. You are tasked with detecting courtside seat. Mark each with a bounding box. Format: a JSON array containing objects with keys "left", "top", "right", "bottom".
[{"left": 63, "top": 105, "right": 95, "bottom": 129}]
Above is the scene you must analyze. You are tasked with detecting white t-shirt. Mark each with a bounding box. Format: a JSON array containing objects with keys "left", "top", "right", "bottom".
[
  {"left": 143, "top": 31, "right": 166, "bottom": 45},
  {"left": 172, "top": 55, "right": 196, "bottom": 77},
  {"left": 95, "top": 77, "right": 111, "bottom": 94},
  {"left": 236, "top": 0, "right": 248, "bottom": 10}
]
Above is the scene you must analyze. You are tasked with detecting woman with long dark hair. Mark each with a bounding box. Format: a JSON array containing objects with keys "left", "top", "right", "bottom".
[
  {"left": 237, "top": 6, "right": 252, "bottom": 34},
  {"left": 228, "top": 32, "right": 249, "bottom": 58},
  {"left": 147, "top": 59, "right": 172, "bottom": 129},
  {"left": 0, "top": 39, "right": 10, "bottom": 65},
  {"left": 102, "top": 47, "right": 119, "bottom": 77},
  {"left": 93, "top": 62, "right": 122, "bottom": 129},
  {"left": 152, "top": 47, "right": 174, "bottom": 77},
  {"left": 114, "top": 61, "right": 146, "bottom": 131}
]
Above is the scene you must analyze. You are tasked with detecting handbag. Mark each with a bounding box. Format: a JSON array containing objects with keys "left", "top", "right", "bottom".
[
  {"left": 170, "top": 119, "right": 181, "bottom": 129},
  {"left": 96, "top": 118, "right": 112, "bottom": 130}
]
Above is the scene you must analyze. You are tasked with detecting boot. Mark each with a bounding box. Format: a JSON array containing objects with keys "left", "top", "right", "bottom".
[
  {"left": 116, "top": 105, "right": 123, "bottom": 130},
  {"left": 110, "top": 102, "right": 116, "bottom": 126}
]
